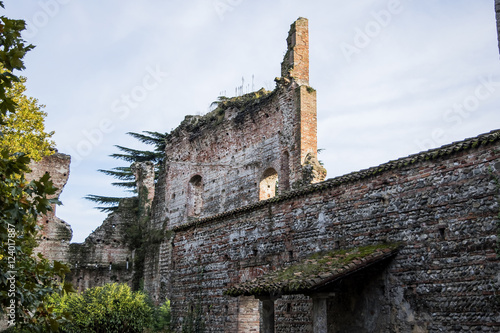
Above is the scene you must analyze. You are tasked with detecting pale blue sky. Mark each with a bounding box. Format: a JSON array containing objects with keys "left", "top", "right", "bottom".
[{"left": 5, "top": 0, "right": 500, "bottom": 242}]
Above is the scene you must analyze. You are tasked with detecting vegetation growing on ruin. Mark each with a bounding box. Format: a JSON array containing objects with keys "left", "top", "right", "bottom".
[
  {"left": 211, "top": 87, "right": 273, "bottom": 112},
  {"left": 86, "top": 130, "right": 168, "bottom": 289},
  {"left": 180, "top": 301, "right": 205, "bottom": 333},
  {"left": 168, "top": 88, "right": 275, "bottom": 141},
  {"left": 306, "top": 86, "right": 316, "bottom": 93},
  {"left": 225, "top": 243, "right": 400, "bottom": 296},
  {"left": 283, "top": 243, "right": 399, "bottom": 281},
  {"left": 119, "top": 187, "right": 170, "bottom": 291},
  {"left": 292, "top": 152, "right": 327, "bottom": 190}
]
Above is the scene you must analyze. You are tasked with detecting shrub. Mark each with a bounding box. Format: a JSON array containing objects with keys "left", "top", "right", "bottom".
[
  {"left": 149, "top": 298, "right": 171, "bottom": 332},
  {"left": 50, "top": 283, "right": 153, "bottom": 333}
]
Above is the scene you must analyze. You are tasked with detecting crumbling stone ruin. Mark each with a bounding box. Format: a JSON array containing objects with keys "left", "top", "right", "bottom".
[
  {"left": 33, "top": 16, "right": 500, "bottom": 333},
  {"left": 26, "top": 152, "right": 72, "bottom": 263}
]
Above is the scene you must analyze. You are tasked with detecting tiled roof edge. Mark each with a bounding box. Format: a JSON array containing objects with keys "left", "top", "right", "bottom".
[
  {"left": 225, "top": 244, "right": 401, "bottom": 297},
  {"left": 173, "top": 129, "right": 500, "bottom": 232}
]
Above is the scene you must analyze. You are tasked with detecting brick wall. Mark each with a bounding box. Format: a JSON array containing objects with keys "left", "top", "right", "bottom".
[
  {"left": 157, "top": 133, "right": 499, "bottom": 332},
  {"left": 65, "top": 161, "right": 156, "bottom": 292},
  {"left": 142, "top": 18, "right": 324, "bottom": 300},
  {"left": 281, "top": 18, "right": 309, "bottom": 85},
  {"left": 67, "top": 198, "right": 136, "bottom": 292},
  {"left": 147, "top": 18, "right": 320, "bottom": 233},
  {"left": 153, "top": 82, "right": 319, "bottom": 232}
]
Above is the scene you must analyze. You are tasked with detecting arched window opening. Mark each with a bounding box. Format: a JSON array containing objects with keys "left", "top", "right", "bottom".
[
  {"left": 187, "top": 175, "right": 203, "bottom": 217},
  {"left": 259, "top": 168, "right": 278, "bottom": 201}
]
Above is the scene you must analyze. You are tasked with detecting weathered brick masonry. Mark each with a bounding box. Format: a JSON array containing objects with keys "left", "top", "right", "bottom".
[
  {"left": 142, "top": 17, "right": 326, "bottom": 304},
  {"left": 67, "top": 198, "right": 136, "bottom": 291},
  {"left": 26, "top": 152, "right": 72, "bottom": 263},
  {"left": 157, "top": 131, "right": 500, "bottom": 332},
  {"left": 149, "top": 17, "right": 323, "bottom": 233}
]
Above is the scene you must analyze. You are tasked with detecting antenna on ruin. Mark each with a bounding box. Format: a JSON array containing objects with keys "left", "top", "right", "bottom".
[{"left": 234, "top": 76, "right": 253, "bottom": 97}]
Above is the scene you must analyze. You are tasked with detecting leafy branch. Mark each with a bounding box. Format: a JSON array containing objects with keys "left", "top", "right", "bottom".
[{"left": 85, "top": 131, "right": 167, "bottom": 212}]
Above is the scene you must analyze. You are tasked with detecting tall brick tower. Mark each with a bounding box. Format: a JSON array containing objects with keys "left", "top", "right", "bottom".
[
  {"left": 280, "top": 18, "right": 325, "bottom": 185},
  {"left": 281, "top": 17, "right": 310, "bottom": 85}
]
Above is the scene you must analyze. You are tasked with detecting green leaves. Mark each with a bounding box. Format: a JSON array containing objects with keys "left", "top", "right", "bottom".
[
  {"left": 0, "top": 153, "right": 71, "bottom": 332},
  {"left": 48, "top": 283, "right": 164, "bottom": 333},
  {"left": 0, "top": 14, "right": 34, "bottom": 120},
  {"left": 97, "top": 166, "right": 134, "bottom": 181},
  {"left": 0, "top": 17, "right": 34, "bottom": 70},
  {"left": 0, "top": 5, "right": 70, "bottom": 331},
  {"left": 126, "top": 130, "right": 167, "bottom": 150},
  {"left": 111, "top": 146, "right": 163, "bottom": 163},
  {"left": 86, "top": 131, "right": 167, "bottom": 212},
  {"left": 0, "top": 74, "right": 55, "bottom": 161},
  {"left": 83, "top": 195, "right": 124, "bottom": 213}
]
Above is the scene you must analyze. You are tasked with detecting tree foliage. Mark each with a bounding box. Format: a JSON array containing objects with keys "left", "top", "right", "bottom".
[
  {"left": 114, "top": 131, "right": 166, "bottom": 165},
  {"left": 0, "top": 4, "right": 34, "bottom": 118},
  {"left": 0, "top": 3, "right": 70, "bottom": 331},
  {"left": 0, "top": 74, "right": 55, "bottom": 161},
  {"left": 48, "top": 283, "right": 171, "bottom": 333},
  {"left": 85, "top": 131, "right": 166, "bottom": 212},
  {"left": 98, "top": 166, "right": 134, "bottom": 180},
  {"left": 83, "top": 194, "right": 130, "bottom": 213},
  {"left": 111, "top": 145, "right": 163, "bottom": 164},
  {"left": 0, "top": 152, "right": 72, "bottom": 331}
]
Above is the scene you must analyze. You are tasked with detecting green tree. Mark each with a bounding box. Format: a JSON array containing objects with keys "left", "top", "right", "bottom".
[
  {"left": 0, "top": 73, "right": 55, "bottom": 161},
  {"left": 84, "top": 132, "right": 168, "bottom": 292},
  {"left": 0, "top": 3, "right": 71, "bottom": 331},
  {"left": 151, "top": 298, "right": 171, "bottom": 332},
  {"left": 85, "top": 131, "right": 166, "bottom": 212},
  {"left": 0, "top": 7, "right": 34, "bottom": 119},
  {"left": 49, "top": 283, "right": 157, "bottom": 333}
]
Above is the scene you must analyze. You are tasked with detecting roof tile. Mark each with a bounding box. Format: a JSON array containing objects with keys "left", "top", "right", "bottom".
[{"left": 225, "top": 243, "right": 401, "bottom": 297}]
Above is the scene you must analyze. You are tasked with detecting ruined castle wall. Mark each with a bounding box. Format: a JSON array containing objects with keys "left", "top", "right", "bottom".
[
  {"left": 164, "top": 135, "right": 500, "bottom": 332},
  {"left": 155, "top": 83, "right": 316, "bottom": 232},
  {"left": 65, "top": 161, "right": 158, "bottom": 292},
  {"left": 144, "top": 82, "right": 321, "bottom": 301},
  {"left": 148, "top": 18, "right": 319, "bottom": 234},
  {"left": 67, "top": 198, "right": 136, "bottom": 291},
  {"left": 26, "top": 152, "right": 72, "bottom": 263}
]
